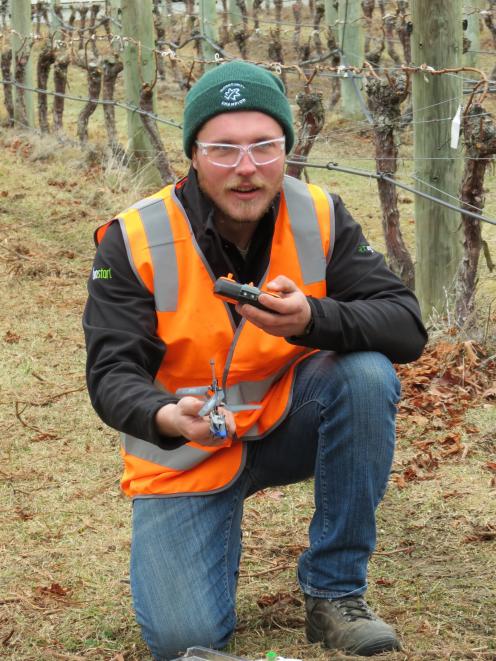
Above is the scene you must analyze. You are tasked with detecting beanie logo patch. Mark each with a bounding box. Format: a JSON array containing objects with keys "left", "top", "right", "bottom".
[{"left": 220, "top": 82, "right": 247, "bottom": 108}]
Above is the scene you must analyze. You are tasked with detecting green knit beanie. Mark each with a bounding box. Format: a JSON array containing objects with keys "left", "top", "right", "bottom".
[{"left": 183, "top": 60, "right": 294, "bottom": 158}]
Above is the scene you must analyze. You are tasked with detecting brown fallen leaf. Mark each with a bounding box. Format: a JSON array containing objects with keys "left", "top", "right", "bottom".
[
  {"left": 257, "top": 591, "right": 301, "bottom": 609},
  {"left": 15, "top": 508, "right": 34, "bottom": 521},
  {"left": 439, "top": 433, "right": 464, "bottom": 457},
  {"left": 391, "top": 474, "right": 406, "bottom": 489},
  {"left": 408, "top": 414, "right": 429, "bottom": 426},
  {"left": 3, "top": 330, "right": 20, "bottom": 344},
  {"left": 442, "top": 490, "right": 468, "bottom": 499},
  {"left": 463, "top": 523, "right": 496, "bottom": 543},
  {"left": 37, "top": 583, "right": 70, "bottom": 597}
]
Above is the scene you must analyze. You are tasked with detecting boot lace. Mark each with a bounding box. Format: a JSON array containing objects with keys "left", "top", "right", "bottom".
[{"left": 336, "top": 597, "right": 374, "bottom": 622}]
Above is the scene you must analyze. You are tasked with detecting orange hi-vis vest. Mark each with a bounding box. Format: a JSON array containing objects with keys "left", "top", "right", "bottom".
[{"left": 96, "top": 175, "right": 334, "bottom": 497}]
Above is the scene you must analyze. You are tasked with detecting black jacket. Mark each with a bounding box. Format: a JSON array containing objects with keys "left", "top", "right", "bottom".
[{"left": 83, "top": 170, "right": 427, "bottom": 448}]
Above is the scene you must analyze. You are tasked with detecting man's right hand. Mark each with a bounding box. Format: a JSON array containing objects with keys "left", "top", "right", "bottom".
[{"left": 155, "top": 397, "right": 236, "bottom": 447}]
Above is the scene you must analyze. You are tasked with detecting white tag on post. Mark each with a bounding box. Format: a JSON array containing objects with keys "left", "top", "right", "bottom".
[{"left": 451, "top": 104, "right": 462, "bottom": 149}]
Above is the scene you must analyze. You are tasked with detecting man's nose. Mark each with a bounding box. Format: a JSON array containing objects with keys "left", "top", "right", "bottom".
[{"left": 235, "top": 150, "right": 257, "bottom": 174}]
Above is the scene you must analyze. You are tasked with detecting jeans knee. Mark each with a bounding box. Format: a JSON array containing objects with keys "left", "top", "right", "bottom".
[
  {"left": 141, "top": 611, "right": 235, "bottom": 661},
  {"left": 337, "top": 351, "right": 400, "bottom": 405}
]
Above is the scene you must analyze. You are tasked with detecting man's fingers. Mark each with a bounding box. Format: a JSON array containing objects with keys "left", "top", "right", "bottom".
[
  {"left": 235, "top": 283, "right": 311, "bottom": 337},
  {"left": 174, "top": 397, "right": 237, "bottom": 445},
  {"left": 266, "top": 274, "right": 297, "bottom": 293},
  {"left": 220, "top": 407, "right": 237, "bottom": 437},
  {"left": 177, "top": 396, "right": 207, "bottom": 416},
  {"left": 258, "top": 291, "right": 301, "bottom": 313}
]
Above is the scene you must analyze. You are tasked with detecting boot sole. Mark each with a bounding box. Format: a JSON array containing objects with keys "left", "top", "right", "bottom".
[{"left": 306, "top": 619, "right": 401, "bottom": 656}]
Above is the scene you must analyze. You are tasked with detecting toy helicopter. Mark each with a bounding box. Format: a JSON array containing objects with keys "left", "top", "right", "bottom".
[{"left": 175, "top": 360, "right": 260, "bottom": 439}]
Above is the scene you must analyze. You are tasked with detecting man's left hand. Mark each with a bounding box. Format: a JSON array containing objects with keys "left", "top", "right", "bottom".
[{"left": 235, "top": 275, "right": 312, "bottom": 338}]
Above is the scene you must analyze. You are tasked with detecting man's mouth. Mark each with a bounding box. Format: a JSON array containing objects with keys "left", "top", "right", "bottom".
[
  {"left": 231, "top": 185, "right": 260, "bottom": 193},
  {"left": 229, "top": 184, "right": 263, "bottom": 201}
]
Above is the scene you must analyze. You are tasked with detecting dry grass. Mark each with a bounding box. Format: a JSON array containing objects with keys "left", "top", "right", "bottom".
[{"left": 1, "top": 26, "right": 496, "bottom": 660}]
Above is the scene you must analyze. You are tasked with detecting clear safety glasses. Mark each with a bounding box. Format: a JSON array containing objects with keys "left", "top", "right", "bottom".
[{"left": 195, "top": 137, "right": 286, "bottom": 168}]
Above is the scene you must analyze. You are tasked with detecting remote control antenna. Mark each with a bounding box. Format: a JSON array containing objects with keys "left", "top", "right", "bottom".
[{"left": 210, "top": 359, "right": 217, "bottom": 392}]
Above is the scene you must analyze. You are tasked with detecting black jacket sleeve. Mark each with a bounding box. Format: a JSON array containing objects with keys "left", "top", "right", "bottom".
[
  {"left": 287, "top": 194, "right": 428, "bottom": 363},
  {"left": 83, "top": 221, "right": 184, "bottom": 448}
]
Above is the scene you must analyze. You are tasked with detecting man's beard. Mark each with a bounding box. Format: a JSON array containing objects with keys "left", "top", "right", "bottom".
[
  {"left": 213, "top": 197, "right": 274, "bottom": 226},
  {"left": 196, "top": 173, "right": 279, "bottom": 226}
]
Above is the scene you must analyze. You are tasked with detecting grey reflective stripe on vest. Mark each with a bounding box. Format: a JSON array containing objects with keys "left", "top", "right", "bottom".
[
  {"left": 245, "top": 422, "right": 261, "bottom": 437},
  {"left": 131, "top": 195, "right": 179, "bottom": 312},
  {"left": 117, "top": 216, "right": 146, "bottom": 289},
  {"left": 323, "top": 190, "right": 336, "bottom": 263},
  {"left": 225, "top": 360, "right": 292, "bottom": 408},
  {"left": 122, "top": 433, "right": 211, "bottom": 470},
  {"left": 283, "top": 175, "right": 327, "bottom": 284}
]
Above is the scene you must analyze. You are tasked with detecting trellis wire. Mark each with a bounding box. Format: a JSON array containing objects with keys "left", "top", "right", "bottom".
[{"left": 2, "top": 5, "right": 496, "bottom": 228}]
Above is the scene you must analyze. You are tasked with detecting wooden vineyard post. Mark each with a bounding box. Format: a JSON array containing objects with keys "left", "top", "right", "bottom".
[
  {"left": 338, "top": 0, "right": 365, "bottom": 119},
  {"left": 229, "top": 0, "right": 244, "bottom": 34},
  {"left": 411, "top": 0, "right": 464, "bottom": 319},
  {"left": 199, "top": 0, "right": 219, "bottom": 69},
  {"left": 121, "top": 0, "right": 160, "bottom": 182},
  {"left": 463, "top": 0, "right": 484, "bottom": 70},
  {"left": 11, "top": 0, "right": 35, "bottom": 128},
  {"left": 109, "top": 0, "right": 122, "bottom": 24},
  {"left": 49, "top": 1, "right": 64, "bottom": 42},
  {"left": 482, "top": 7, "right": 496, "bottom": 80}
]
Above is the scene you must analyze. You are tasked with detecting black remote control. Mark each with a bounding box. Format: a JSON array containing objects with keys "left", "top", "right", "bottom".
[{"left": 213, "top": 277, "right": 280, "bottom": 311}]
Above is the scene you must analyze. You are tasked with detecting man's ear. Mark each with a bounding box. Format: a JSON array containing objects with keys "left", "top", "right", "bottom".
[{"left": 191, "top": 145, "right": 198, "bottom": 170}]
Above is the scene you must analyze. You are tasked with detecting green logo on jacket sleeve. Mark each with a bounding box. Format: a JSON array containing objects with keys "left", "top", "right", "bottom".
[
  {"left": 357, "top": 244, "right": 375, "bottom": 255},
  {"left": 92, "top": 267, "right": 112, "bottom": 280}
]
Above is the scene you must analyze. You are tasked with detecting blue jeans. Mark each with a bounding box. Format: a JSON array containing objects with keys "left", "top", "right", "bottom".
[{"left": 130, "top": 351, "right": 400, "bottom": 660}]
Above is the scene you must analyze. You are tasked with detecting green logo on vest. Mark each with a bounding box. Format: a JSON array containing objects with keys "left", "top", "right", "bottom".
[{"left": 92, "top": 267, "right": 112, "bottom": 280}]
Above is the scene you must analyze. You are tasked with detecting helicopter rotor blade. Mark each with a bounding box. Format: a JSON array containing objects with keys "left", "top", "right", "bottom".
[
  {"left": 226, "top": 404, "right": 262, "bottom": 412},
  {"left": 198, "top": 397, "right": 217, "bottom": 416},
  {"left": 176, "top": 386, "right": 210, "bottom": 397},
  {"left": 198, "top": 389, "right": 225, "bottom": 416}
]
